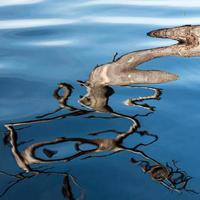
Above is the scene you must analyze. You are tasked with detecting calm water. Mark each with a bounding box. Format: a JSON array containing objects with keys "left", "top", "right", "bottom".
[{"left": 1, "top": 0, "right": 200, "bottom": 199}]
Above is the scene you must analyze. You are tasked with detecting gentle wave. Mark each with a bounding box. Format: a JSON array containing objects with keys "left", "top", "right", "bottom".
[
  {"left": 0, "top": 0, "right": 44, "bottom": 7},
  {"left": 82, "top": 0, "right": 200, "bottom": 8},
  {"left": 0, "top": 18, "right": 78, "bottom": 29},
  {"left": 25, "top": 39, "right": 77, "bottom": 47},
  {"left": 1, "top": 16, "right": 199, "bottom": 30},
  {"left": 88, "top": 16, "right": 200, "bottom": 26}
]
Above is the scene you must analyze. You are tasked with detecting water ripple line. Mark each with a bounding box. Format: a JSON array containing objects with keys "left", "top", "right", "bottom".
[
  {"left": 82, "top": 0, "right": 200, "bottom": 8},
  {"left": 0, "top": 0, "right": 44, "bottom": 7},
  {"left": 0, "top": 18, "right": 79, "bottom": 30}
]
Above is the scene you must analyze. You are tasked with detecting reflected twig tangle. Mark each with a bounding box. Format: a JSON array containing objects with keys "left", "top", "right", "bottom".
[
  {"left": 37, "top": 83, "right": 91, "bottom": 119},
  {"left": 2, "top": 81, "right": 161, "bottom": 197},
  {"left": 2, "top": 25, "right": 200, "bottom": 198},
  {"left": 130, "top": 159, "right": 198, "bottom": 194},
  {"left": 0, "top": 168, "right": 84, "bottom": 199}
]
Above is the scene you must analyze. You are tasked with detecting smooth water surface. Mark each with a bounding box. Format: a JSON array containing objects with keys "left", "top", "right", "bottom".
[{"left": 1, "top": 0, "right": 200, "bottom": 199}]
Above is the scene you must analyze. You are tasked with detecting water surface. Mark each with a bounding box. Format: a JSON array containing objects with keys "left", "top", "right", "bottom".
[{"left": 1, "top": 0, "right": 200, "bottom": 199}]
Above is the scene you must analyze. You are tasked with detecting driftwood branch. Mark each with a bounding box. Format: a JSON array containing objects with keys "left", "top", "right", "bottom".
[{"left": 88, "top": 25, "right": 200, "bottom": 86}]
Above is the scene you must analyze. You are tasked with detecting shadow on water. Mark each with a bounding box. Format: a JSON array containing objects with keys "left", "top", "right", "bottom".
[{"left": 1, "top": 25, "right": 200, "bottom": 199}]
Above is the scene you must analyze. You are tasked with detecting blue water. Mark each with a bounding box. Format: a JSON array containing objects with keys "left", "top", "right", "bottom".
[{"left": 1, "top": 0, "right": 200, "bottom": 199}]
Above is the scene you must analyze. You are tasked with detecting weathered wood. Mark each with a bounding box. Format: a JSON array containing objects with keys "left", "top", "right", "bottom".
[{"left": 87, "top": 25, "right": 200, "bottom": 86}]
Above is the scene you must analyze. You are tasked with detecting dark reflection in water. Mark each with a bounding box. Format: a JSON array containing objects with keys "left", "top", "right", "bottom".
[{"left": 2, "top": 25, "right": 200, "bottom": 199}]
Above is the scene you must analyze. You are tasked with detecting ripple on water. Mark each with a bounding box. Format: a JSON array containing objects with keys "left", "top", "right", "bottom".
[{"left": 0, "top": 0, "right": 44, "bottom": 7}]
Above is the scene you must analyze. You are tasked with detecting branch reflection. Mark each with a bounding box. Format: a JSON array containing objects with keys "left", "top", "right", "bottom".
[{"left": 2, "top": 25, "right": 200, "bottom": 198}]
